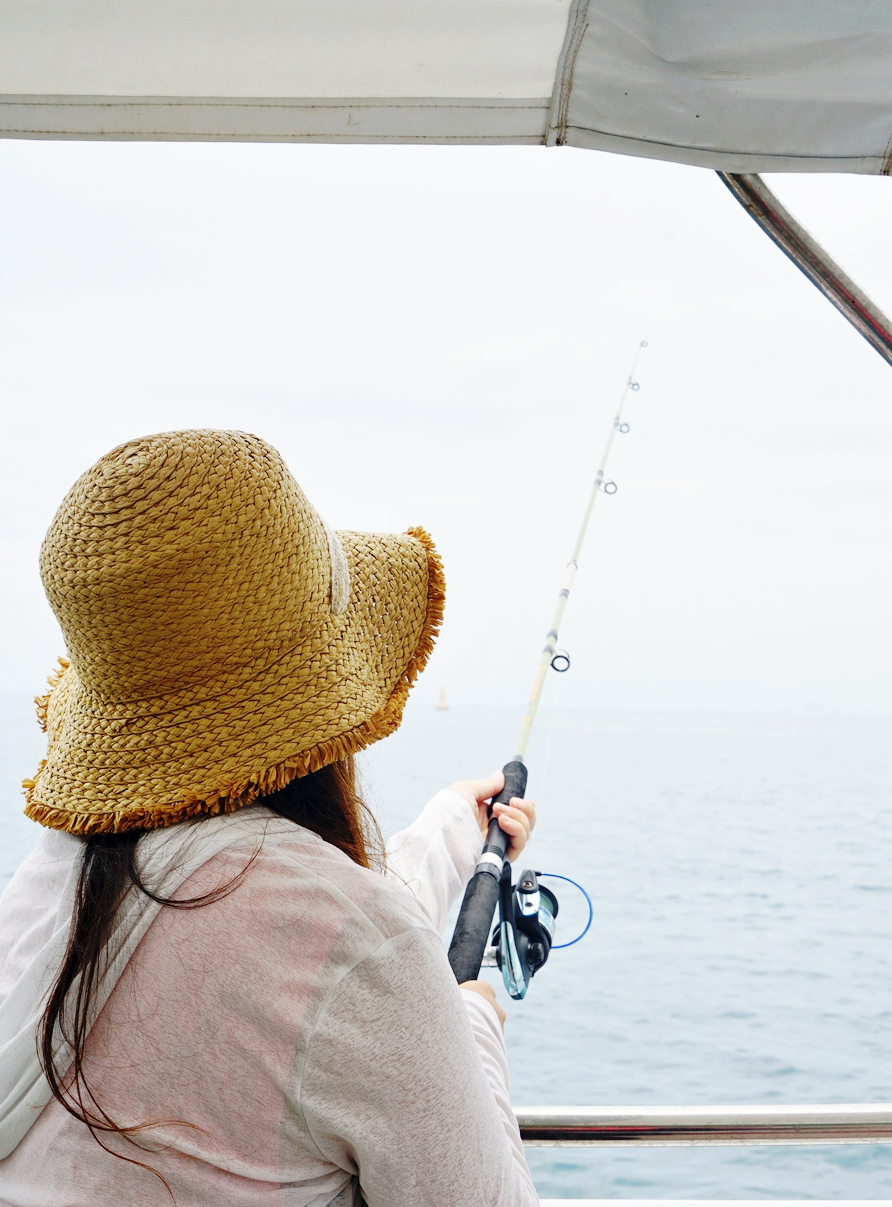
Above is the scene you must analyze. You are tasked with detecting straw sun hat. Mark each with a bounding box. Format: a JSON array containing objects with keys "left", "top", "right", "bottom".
[{"left": 23, "top": 429, "right": 444, "bottom": 835}]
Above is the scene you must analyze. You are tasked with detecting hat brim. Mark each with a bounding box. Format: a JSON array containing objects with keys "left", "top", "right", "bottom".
[{"left": 24, "top": 527, "right": 444, "bottom": 834}]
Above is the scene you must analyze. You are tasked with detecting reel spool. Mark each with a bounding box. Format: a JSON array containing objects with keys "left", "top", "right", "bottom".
[{"left": 481, "top": 866, "right": 559, "bottom": 1000}]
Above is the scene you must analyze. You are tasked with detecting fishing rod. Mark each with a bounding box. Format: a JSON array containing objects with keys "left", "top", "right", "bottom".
[{"left": 447, "top": 342, "right": 647, "bottom": 998}]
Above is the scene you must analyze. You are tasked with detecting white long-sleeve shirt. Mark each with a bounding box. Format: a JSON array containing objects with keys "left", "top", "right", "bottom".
[{"left": 0, "top": 791, "right": 538, "bottom": 1207}]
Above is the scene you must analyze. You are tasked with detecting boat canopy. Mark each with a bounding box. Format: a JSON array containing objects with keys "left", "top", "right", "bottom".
[{"left": 1, "top": 1, "right": 891, "bottom": 173}]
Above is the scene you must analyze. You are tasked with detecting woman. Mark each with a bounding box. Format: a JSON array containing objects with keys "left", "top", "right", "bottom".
[{"left": 0, "top": 430, "right": 539, "bottom": 1206}]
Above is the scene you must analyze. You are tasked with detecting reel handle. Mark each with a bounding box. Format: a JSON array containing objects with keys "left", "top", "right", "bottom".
[{"left": 447, "top": 760, "right": 528, "bottom": 984}]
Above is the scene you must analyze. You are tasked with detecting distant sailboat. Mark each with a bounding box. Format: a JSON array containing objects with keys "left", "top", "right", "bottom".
[{"left": 435, "top": 686, "right": 449, "bottom": 711}]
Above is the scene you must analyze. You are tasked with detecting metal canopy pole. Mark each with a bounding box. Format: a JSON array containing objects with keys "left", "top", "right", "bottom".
[{"left": 717, "top": 172, "right": 892, "bottom": 368}]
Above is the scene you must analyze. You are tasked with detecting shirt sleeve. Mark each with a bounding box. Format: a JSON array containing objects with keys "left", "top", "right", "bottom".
[
  {"left": 299, "top": 926, "right": 539, "bottom": 1207},
  {"left": 384, "top": 790, "right": 483, "bottom": 932}
]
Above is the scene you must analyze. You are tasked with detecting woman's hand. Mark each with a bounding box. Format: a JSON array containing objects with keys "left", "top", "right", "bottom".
[
  {"left": 447, "top": 770, "right": 536, "bottom": 863},
  {"left": 460, "top": 980, "right": 506, "bottom": 1029}
]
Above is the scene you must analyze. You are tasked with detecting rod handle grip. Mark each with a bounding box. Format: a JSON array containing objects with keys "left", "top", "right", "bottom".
[
  {"left": 447, "top": 760, "right": 528, "bottom": 983},
  {"left": 480, "top": 758, "right": 528, "bottom": 862},
  {"left": 490, "top": 759, "right": 528, "bottom": 810},
  {"left": 447, "top": 870, "right": 502, "bottom": 984}
]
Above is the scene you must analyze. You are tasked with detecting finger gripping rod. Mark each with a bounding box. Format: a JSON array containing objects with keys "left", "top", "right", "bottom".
[{"left": 447, "top": 760, "right": 527, "bottom": 983}]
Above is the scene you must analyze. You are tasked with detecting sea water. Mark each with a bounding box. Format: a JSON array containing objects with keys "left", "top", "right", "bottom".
[{"left": 3, "top": 693, "right": 891, "bottom": 1200}]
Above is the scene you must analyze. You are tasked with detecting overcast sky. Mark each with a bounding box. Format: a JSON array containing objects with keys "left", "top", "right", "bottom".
[{"left": 1, "top": 138, "right": 890, "bottom": 714}]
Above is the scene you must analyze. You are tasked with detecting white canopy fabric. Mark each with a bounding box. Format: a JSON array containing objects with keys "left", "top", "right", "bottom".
[{"left": 1, "top": 0, "right": 891, "bottom": 172}]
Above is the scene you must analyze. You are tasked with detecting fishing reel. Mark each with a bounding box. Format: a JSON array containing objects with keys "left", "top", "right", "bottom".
[{"left": 481, "top": 864, "right": 559, "bottom": 1000}]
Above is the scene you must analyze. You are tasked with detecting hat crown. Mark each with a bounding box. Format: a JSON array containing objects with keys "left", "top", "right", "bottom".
[{"left": 40, "top": 430, "right": 331, "bottom": 701}]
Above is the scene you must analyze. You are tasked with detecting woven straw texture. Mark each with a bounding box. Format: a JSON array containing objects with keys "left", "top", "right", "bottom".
[{"left": 24, "top": 429, "right": 444, "bottom": 835}]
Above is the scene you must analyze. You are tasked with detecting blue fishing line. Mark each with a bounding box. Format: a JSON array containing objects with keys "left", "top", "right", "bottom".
[{"left": 537, "top": 873, "right": 593, "bottom": 949}]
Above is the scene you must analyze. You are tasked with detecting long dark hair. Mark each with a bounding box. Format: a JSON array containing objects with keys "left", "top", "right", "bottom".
[{"left": 38, "top": 756, "right": 380, "bottom": 1181}]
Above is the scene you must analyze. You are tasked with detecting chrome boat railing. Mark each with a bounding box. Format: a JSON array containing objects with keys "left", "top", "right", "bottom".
[{"left": 515, "top": 1105, "right": 892, "bottom": 1146}]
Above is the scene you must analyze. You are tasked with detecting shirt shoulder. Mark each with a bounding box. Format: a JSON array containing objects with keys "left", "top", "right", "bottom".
[{"left": 173, "top": 821, "right": 438, "bottom": 963}]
